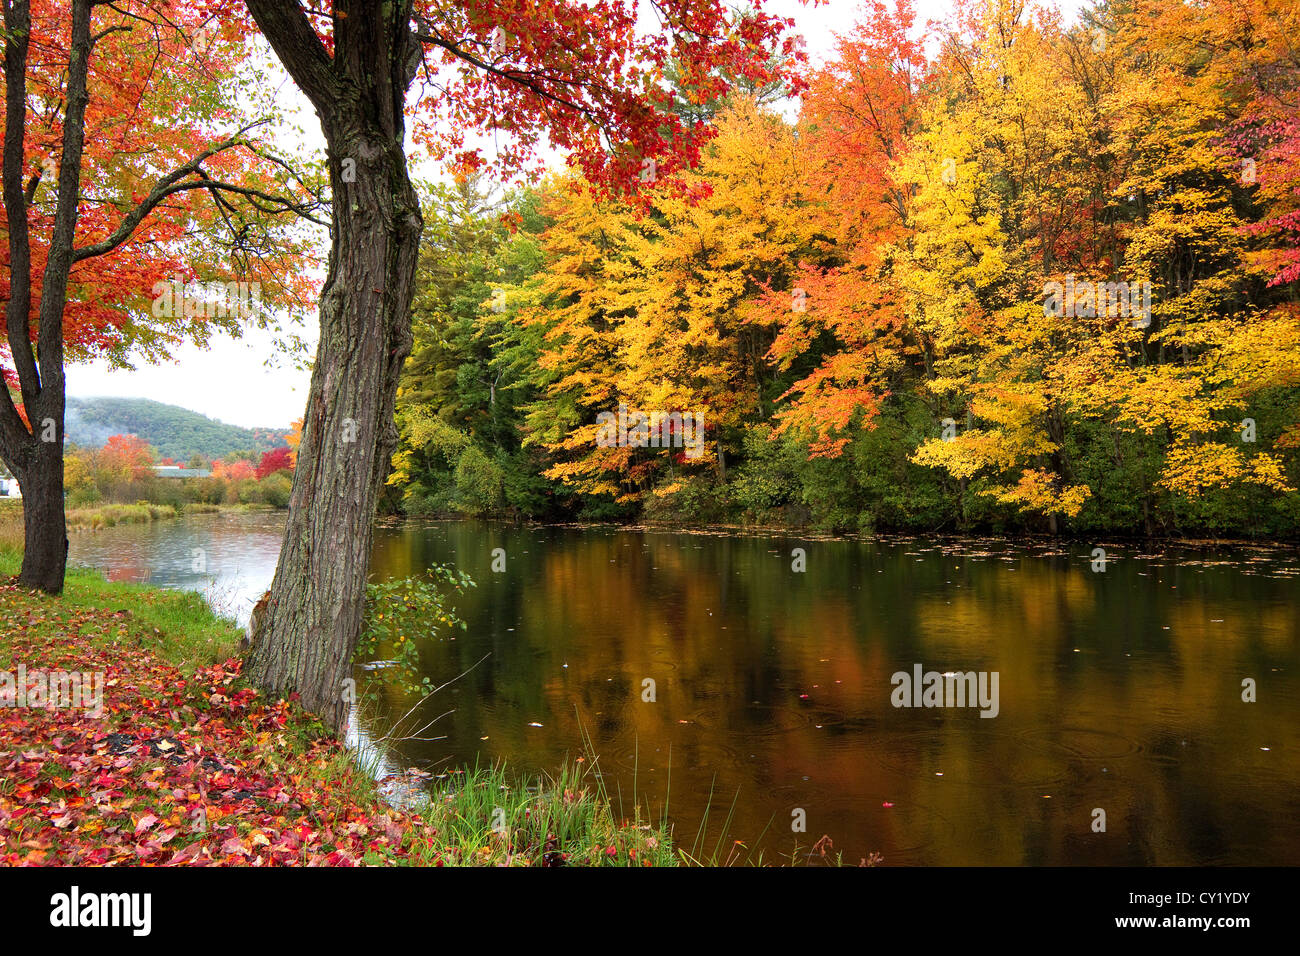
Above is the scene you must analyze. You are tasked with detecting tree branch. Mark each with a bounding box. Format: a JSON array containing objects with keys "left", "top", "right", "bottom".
[
  {"left": 73, "top": 122, "right": 323, "bottom": 261},
  {"left": 243, "top": 0, "right": 338, "bottom": 111}
]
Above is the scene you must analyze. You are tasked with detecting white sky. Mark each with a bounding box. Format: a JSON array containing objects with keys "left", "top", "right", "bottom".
[{"left": 67, "top": 0, "right": 1088, "bottom": 429}]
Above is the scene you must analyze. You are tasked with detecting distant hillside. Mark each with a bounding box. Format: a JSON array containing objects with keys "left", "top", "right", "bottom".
[{"left": 66, "top": 397, "right": 289, "bottom": 462}]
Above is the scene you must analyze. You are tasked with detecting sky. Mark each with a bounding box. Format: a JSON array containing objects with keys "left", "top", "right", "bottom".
[{"left": 66, "top": 0, "right": 1089, "bottom": 430}]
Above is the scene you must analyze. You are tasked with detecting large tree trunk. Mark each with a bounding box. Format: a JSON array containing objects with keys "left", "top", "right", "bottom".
[
  {"left": 243, "top": 0, "right": 422, "bottom": 730},
  {"left": 245, "top": 137, "right": 420, "bottom": 727}
]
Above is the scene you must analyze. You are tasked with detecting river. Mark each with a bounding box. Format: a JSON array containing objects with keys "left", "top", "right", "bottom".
[{"left": 68, "top": 512, "right": 1300, "bottom": 864}]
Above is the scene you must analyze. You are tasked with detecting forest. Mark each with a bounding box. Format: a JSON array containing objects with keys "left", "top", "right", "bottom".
[
  {"left": 2, "top": 0, "right": 1300, "bottom": 888},
  {"left": 386, "top": 0, "right": 1300, "bottom": 538}
]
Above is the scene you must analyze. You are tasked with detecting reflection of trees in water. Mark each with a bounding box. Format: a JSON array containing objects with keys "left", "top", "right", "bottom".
[
  {"left": 91, "top": 515, "right": 1300, "bottom": 864},
  {"left": 371, "top": 528, "right": 1300, "bottom": 864}
]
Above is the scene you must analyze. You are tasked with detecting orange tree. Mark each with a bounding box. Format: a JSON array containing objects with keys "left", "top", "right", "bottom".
[{"left": 0, "top": 0, "right": 319, "bottom": 592}]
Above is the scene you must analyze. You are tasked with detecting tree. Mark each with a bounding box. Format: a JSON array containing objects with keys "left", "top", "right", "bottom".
[
  {"left": 284, "top": 418, "right": 302, "bottom": 467},
  {"left": 901, "top": 0, "right": 1101, "bottom": 527},
  {"left": 0, "top": 0, "right": 317, "bottom": 592},
  {"left": 241, "top": 0, "right": 803, "bottom": 730},
  {"left": 213, "top": 458, "right": 255, "bottom": 482},
  {"left": 528, "top": 99, "right": 818, "bottom": 503},
  {"left": 756, "top": 0, "right": 928, "bottom": 457},
  {"left": 388, "top": 180, "right": 553, "bottom": 516},
  {"left": 99, "top": 433, "right": 155, "bottom": 484},
  {"left": 255, "top": 446, "right": 294, "bottom": 479},
  {"left": 518, "top": 176, "right": 639, "bottom": 504}
]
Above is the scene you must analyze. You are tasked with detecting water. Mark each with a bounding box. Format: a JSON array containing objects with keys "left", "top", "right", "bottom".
[{"left": 69, "top": 514, "right": 1300, "bottom": 865}]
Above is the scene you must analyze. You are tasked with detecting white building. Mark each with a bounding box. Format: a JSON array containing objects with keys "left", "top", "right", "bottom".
[{"left": 0, "top": 474, "right": 20, "bottom": 499}]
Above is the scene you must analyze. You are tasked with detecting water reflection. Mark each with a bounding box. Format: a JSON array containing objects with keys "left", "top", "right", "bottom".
[
  {"left": 71, "top": 515, "right": 1300, "bottom": 864},
  {"left": 71, "top": 511, "right": 285, "bottom": 625}
]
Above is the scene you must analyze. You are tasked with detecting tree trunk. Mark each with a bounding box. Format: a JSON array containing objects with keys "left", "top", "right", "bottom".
[
  {"left": 246, "top": 135, "right": 420, "bottom": 728},
  {"left": 242, "top": 0, "right": 424, "bottom": 731},
  {"left": 17, "top": 436, "right": 67, "bottom": 593},
  {"left": 1, "top": 0, "right": 91, "bottom": 596}
]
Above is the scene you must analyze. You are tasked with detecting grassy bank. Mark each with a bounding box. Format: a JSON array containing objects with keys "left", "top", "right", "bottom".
[
  {"left": 0, "top": 551, "right": 676, "bottom": 866},
  {"left": 0, "top": 499, "right": 276, "bottom": 550}
]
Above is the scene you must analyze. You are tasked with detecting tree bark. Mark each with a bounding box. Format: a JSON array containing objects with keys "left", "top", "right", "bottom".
[
  {"left": 243, "top": 0, "right": 422, "bottom": 729},
  {"left": 0, "top": 0, "right": 91, "bottom": 595},
  {"left": 17, "top": 435, "right": 67, "bottom": 593}
]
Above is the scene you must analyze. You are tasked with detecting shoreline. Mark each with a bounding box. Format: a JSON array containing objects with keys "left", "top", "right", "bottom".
[
  {"left": 9, "top": 497, "right": 1297, "bottom": 550},
  {"left": 377, "top": 512, "right": 1300, "bottom": 550},
  {"left": 0, "top": 553, "right": 680, "bottom": 866}
]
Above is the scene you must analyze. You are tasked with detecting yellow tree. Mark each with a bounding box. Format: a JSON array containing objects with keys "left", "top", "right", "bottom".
[
  {"left": 523, "top": 177, "right": 638, "bottom": 500},
  {"left": 526, "top": 100, "right": 817, "bottom": 505},
  {"left": 902, "top": 0, "right": 1099, "bottom": 525},
  {"left": 614, "top": 98, "right": 816, "bottom": 489},
  {"left": 1068, "top": 0, "right": 1295, "bottom": 500},
  {"left": 285, "top": 418, "right": 303, "bottom": 467}
]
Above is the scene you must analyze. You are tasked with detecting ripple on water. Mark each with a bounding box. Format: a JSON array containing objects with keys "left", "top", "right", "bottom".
[
  {"left": 594, "top": 734, "right": 746, "bottom": 778},
  {"left": 734, "top": 702, "right": 814, "bottom": 735},
  {"left": 864, "top": 796, "right": 961, "bottom": 864},
  {"left": 1014, "top": 725, "right": 1144, "bottom": 761}
]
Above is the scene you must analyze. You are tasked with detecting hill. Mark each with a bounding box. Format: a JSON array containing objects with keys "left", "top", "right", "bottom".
[{"left": 65, "top": 397, "right": 289, "bottom": 462}]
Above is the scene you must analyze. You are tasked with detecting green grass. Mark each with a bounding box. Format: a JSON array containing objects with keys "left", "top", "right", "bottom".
[
  {"left": 0, "top": 547, "right": 243, "bottom": 668},
  {"left": 344, "top": 756, "right": 679, "bottom": 867}
]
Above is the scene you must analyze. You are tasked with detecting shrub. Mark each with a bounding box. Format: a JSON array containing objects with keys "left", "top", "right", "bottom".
[
  {"left": 258, "top": 472, "right": 293, "bottom": 508},
  {"left": 357, "top": 566, "right": 476, "bottom": 699}
]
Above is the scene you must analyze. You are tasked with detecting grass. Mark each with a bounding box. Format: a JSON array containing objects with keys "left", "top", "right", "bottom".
[
  {"left": 1, "top": 499, "right": 183, "bottom": 538},
  {"left": 0, "top": 500, "right": 20, "bottom": 552},
  {"left": 346, "top": 756, "right": 679, "bottom": 867},
  {"left": 67, "top": 502, "right": 180, "bottom": 529}
]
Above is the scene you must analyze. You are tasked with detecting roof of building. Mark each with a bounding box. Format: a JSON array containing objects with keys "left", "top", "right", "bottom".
[{"left": 152, "top": 465, "right": 213, "bottom": 479}]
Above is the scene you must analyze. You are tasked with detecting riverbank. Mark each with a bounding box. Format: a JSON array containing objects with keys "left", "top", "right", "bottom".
[
  {"left": 0, "top": 500, "right": 280, "bottom": 551},
  {"left": 382, "top": 511, "right": 1300, "bottom": 549},
  {"left": 0, "top": 552, "right": 677, "bottom": 866}
]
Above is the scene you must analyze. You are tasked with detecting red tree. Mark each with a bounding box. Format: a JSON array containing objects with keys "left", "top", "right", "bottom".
[
  {"left": 255, "top": 446, "right": 294, "bottom": 479},
  {"left": 753, "top": 0, "right": 928, "bottom": 457},
  {"left": 213, "top": 459, "right": 256, "bottom": 482},
  {"left": 99, "top": 433, "right": 155, "bottom": 481},
  {"left": 241, "top": 0, "right": 808, "bottom": 727},
  {"left": 0, "top": 0, "right": 318, "bottom": 593}
]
